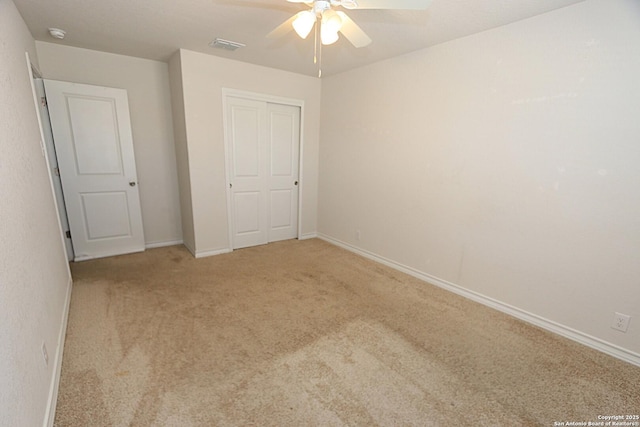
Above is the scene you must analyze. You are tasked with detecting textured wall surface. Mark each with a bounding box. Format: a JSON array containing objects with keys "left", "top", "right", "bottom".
[
  {"left": 168, "top": 50, "right": 196, "bottom": 253},
  {"left": 0, "top": 0, "right": 72, "bottom": 425},
  {"left": 319, "top": 0, "right": 640, "bottom": 357}
]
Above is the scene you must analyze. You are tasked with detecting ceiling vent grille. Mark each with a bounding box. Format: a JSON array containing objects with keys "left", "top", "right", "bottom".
[{"left": 209, "top": 38, "right": 246, "bottom": 51}]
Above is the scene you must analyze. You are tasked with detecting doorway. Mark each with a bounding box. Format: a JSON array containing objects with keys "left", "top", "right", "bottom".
[
  {"left": 40, "top": 79, "right": 145, "bottom": 261},
  {"left": 223, "top": 91, "right": 302, "bottom": 250}
]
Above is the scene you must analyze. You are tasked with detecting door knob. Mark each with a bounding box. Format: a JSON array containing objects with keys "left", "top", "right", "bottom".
[
  {"left": 294, "top": 181, "right": 298, "bottom": 186},
  {"left": 129, "top": 181, "right": 136, "bottom": 187}
]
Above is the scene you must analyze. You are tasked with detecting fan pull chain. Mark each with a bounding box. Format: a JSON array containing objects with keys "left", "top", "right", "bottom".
[
  {"left": 313, "top": 16, "right": 318, "bottom": 64},
  {"left": 318, "top": 35, "right": 322, "bottom": 78},
  {"left": 314, "top": 15, "right": 322, "bottom": 78}
]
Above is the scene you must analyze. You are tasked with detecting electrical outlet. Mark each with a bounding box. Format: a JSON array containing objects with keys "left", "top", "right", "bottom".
[
  {"left": 41, "top": 342, "right": 49, "bottom": 366},
  {"left": 611, "top": 312, "right": 631, "bottom": 333}
]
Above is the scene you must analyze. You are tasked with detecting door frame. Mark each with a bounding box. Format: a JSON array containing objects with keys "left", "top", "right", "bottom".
[
  {"left": 221, "top": 88, "right": 305, "bottom": 251},
  {"left": 26, "top": 55, "right": 75, "bottom": 262},
  {"left": 34, "top": 78, "right": 75, "bottom": 261}
]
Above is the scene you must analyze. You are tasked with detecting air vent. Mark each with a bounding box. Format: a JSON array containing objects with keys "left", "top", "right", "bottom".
[{"left": 209, "top": 38, "right": 246, "bottom": 51}]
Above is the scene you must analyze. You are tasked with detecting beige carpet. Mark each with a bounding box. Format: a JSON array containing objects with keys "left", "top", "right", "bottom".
[{"left": 54, "top": 239, "right": 640, "bottom": 426}]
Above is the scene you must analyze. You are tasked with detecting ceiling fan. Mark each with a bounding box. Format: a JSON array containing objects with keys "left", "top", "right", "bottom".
[{"left": 268, "top": 0, "right": 433, "bottom": 49}]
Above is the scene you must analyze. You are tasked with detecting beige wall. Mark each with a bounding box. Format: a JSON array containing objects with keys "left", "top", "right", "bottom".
[
  {"left": 35, "top": 42, "right": 183, "bottom": 247},
  {"left": 170, "top": 49, "right": 321, "bottom": 256},
  {"left": 319, "top": 0, "right": 640, "bottom": 358},
  {"left": 168, "top": 51, "right": 196, "bottom": 253},
  {"left": 0, "top": 1, "right": 72, "bottom": 425}
]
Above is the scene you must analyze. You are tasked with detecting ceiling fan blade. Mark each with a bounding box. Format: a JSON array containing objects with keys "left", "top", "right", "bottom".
[
  {"left": 267, "top": 15, "right": 297, "bottom": 39},
  {"left": 345, "top": 0, "right": 432, "bottom": 9},
  {"left": 336, "top": 11, "right": 371, "bottom": 48}
]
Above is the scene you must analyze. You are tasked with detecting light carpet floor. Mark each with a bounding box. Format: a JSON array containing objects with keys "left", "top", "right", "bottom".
[{"left": 54, "top": 239, "right": 640, "bottom": 426}]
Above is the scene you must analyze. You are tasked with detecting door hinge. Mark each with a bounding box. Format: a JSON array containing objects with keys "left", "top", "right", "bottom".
[
  {"left": 65, "top": 230, "right": 71, "bottom": 239},
  {"left": 53, "top": 167, "right": 60, "bottom": 177},
  {"left": 41, "top": 96, "right": 47, "bottom": 108}
]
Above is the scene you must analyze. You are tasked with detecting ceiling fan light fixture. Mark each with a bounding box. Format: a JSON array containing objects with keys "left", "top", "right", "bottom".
[
  {"left": 321, "top": 29, "right": 339, "bottom": 45},
  {"left": 292, "top": 10, "right": 316, "bottom": 39},
  {"left": 322, "top": 9, "right": 342, "bottom": 33},
  {"left": 320, "top": 9, "right": 342, "bottom": 45}
]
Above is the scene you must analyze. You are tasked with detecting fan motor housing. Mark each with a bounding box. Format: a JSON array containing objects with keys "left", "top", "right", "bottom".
[{"left": 313, "top": 1, "right": 332, "bottom": 14}]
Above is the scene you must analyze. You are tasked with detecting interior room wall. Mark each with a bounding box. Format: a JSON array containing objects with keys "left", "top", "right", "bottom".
[
  {"left": 35, "top": 42, "right": 183, "bottom": 247},
  {"left": 319, "top": 0, "right": 640, "bottom": 360},
  {"left": 169, "top": 49, "right": 321, "bottom": 257},
  {"left": 167, "top": 50, "right": 197, "bottom": 253},
  {"left": 0, "top": 1, "right": 73, "bottom": 425}
]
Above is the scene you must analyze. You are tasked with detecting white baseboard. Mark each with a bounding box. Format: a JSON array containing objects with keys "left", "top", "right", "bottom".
[
  {"left": 195, "top": 235, "right": 317, "bottom": 257},
  {"left": 145, "top": 239, "right": 184, "bottom": 249},
  {"left": 195, "top": 248, "right": 232, "bottom": 258},
  {"left": 182, "top": 241, "right": 196, "bottom": 257},
  {"left": 74, "top": 247, "right": 145, "bottom": 262},
  {"left": 317, "top": 233, "right": 640, "bottom": 368},
  {"left": 43, "top": 276, "right": 73, "bottom": 427},
  {"left": 298, "top": 232, "right": 318, "bottom": 240}
]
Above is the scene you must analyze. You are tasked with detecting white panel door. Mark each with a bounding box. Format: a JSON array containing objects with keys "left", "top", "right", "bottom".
[
  {"left": 227, "top": 97, "right": 268, "bottom": 249},
  {"left": 267, "top": 103, "right": 300, "bottom": 242},
  {"left": 44, "top": 80, "right": 145, "bottom": 261},
  {"left": 226, "top": 96, "right": 300, "bottom": 250}
]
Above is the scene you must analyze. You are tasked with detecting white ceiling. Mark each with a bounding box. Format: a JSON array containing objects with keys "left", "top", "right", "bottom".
[{"left": 14, "top": 0, "right": 585, "bottom": 77}]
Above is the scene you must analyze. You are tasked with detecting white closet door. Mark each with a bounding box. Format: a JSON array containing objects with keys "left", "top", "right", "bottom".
[
  {"left": 267, "top": 103, "right": 299, "bottom": 242},
  {"left": 44, "top": 79, "right": 145, "bottom": 261},
  {"left": 227, "top": 97, "right": 269, "bottom": 249},
  {"left": 226, "top": 96, "right": 300, "bottom": 250}
]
